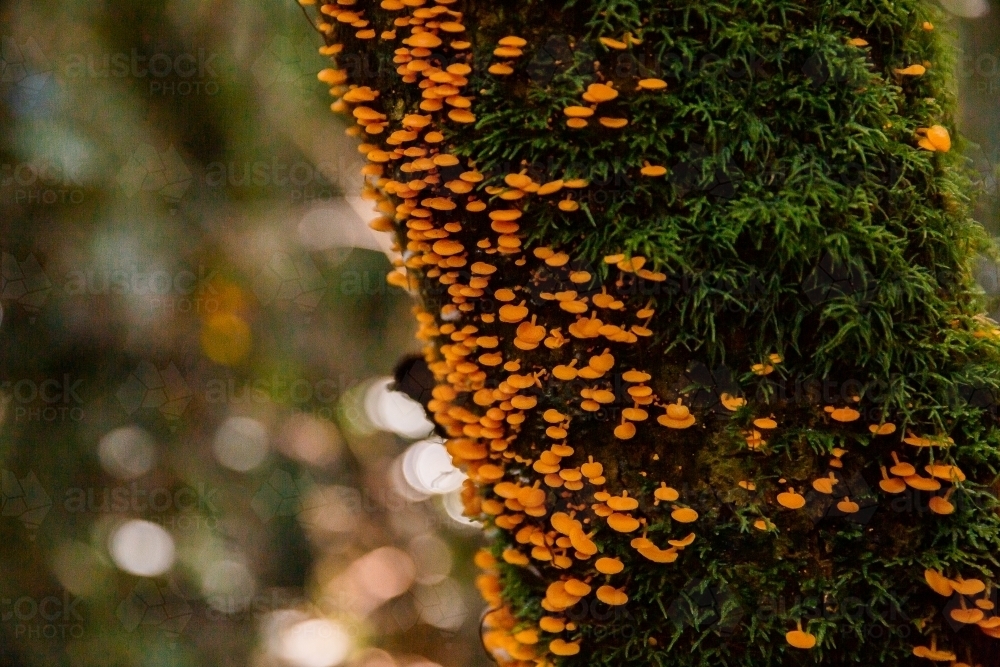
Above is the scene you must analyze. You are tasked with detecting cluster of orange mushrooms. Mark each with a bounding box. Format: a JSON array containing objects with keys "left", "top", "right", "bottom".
[{"left": 310, "top": 0, "right": 988, "bottom": 662}]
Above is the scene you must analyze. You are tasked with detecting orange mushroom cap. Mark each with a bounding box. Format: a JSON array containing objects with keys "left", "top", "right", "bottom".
[
  {"left": 830, "top": 407, "right": 861, "bottom": 422},
  {"left": 549, "top": 638, "right": 580, "bottom": 656},
  {"left": 951, "top": 578, "right": 986, "bottom": 596},
  {"left": 786, "top": 628, "right": 817, "bottom": 649},
  {"left": 595, "top": 557, "right": 624, "bottom": 574},
  {"left": 582, "top": 83, "right": 618, "bottom": 103},
  {"left": 777, "top": 488, "right": 806, "bottom": 510},
  {"left": 638, "top": 78, "right": 668, "bottom": 90},
  {"left": 654, "top": 483, "right": 680, "bottom": 502},
  {"left": 671, "top": 507, "right": 698, "bottom": 523},
  {"left": 596, "top": 585, "right": 628, "bottom": 605},
  {"left": 607, "top": 512, "right": 641, "bottom": 532},
  {"left": 637, "top": 545, "right": 679, "bottom": 563},
  {"left": 563, "top": 579, "right": 592, "bottom": 597},
  {"left": 658, "top": 402, "right": 696, "bottom": 429},
  {"left": 924, "top": 569, "right": 954, "bottom": 596}
]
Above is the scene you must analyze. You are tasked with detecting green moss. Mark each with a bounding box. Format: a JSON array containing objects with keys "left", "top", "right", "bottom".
[{"left": 313, "top": 0, "right": 1000, "bottom": 663}]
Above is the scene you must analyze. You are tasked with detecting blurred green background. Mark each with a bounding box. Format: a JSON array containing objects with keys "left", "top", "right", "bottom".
[{"left": 2, "top": 0, "right": 1000, "bottom": 666}]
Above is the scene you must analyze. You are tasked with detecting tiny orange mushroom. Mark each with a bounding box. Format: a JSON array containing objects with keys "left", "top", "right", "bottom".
[
  {"left": 549, "top": 639, "right": 581, "bottom": 656},
  {"left": 829, "top": 406, "right": 861, "bottom": 422},
  {"left": 608, "top": 512, "right": 641, "bottom": 532},
  {"left": 607, "top": 492, "right": 639, "bottom": 511},
  {"left": 777, "top": 488, "right": 806, "bottom": 510},
  {"left": 581, "top": 457, "right": 603, "bottom": 479},
  {"left": 903, "top": 432, "right": 954, "bottom": 448},
  {"left": 917, "top": 125, "right": 951, "bottom": 152},
  {"left": 836, "top": 497, "right": 860, "bottom": 514},
  {"left": 929, "top": 489, "right": 955, "bottom": 515},
  {"left": 720, "top": 393, "right": 746, "bottom": 410},
  {"left": 925, "top": 463, "right": 966, "bottom": 483},
  {"left": 879, "top": 467, "right": 907, "bottom": 494},
  {"left": 638, "top": 78, "right": 668, "bottom": 90},
  {"left": 498, "top": 301, "right": 529, "bottom": 323},
  {"left": 951, "top": 577, "right": 986, "bottom": 596},
  {"left": 539, "top": 616, "right": 565, "bottom": 633},
  {"left": 599, "top": 117, "right": 629, "bottom": 129},
  {"left": 912, "top": 637, "right": 956, "bottom": 662},
  {"left": 905, "top": 474, "right": 941, "bottom": 492},
  {"left": 596, "top": 585, "right": 628, "bottom": 605},
  {"left": 513, "top": 628, "right": 538, "bottom": 645},
  {"left": 551, "top": 512, "right": 580, "bottom": 535},
  {"left": 569, "top": 527, "right": 598, "bottom": 555},
  {"left": 614, "top": 418, "right": 635, "bottom": 440},
  {"left": 503, "top": 549, "right": 530, "bottom": 566},
  {"left": 869, "top": 422, "right": 897, "bottom": 435},
  {"left": 889, "top": 452, "right": 915, "bottom": 477},
  {"left": 595, "top": 557, "right": 624, "bottom": 574},
  {"left": 786, "top": 621, "right": 817, "bottom": 649},
  {"left": 658, "top": 401, "right": 696, "bottom": 429},
  {"left": 668, "top": 532, "right": 697, "bottom": 548},
  {"left": 654, "top": 482, "right": 680, "bottom": 504},
  {"left": 637, "top": 545, "right": 679, "bottom": 563},
  {"left": 671, "top": 506, "right": 699, "bottom": 523},
  {"left": 812, "top": 473, "right": 838, "bottom": 495},
  {"left": 599, "top": 36, "right": 628, "bottom": 50},
  {"left": 582, "top": 83, "right": 619, "bottom": 103},
  {"left": 563, "top": 579, "right": 592, "bottom": 597},
  {"left": 924, "top": 569, "right": 954, "bottom": 597},
  {"left": 950, "top": 597, "right": 985, "bottom": 625}
]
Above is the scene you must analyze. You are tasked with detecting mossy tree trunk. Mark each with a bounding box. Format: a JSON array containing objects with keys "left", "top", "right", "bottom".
[{"left": 306, "top": 0, "right": 1000, "bottom": 664}]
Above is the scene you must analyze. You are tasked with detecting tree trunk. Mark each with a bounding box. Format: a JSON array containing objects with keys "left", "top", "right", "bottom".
[{"left": 306, "top": 0, "right": 1000, "bottom": 664}]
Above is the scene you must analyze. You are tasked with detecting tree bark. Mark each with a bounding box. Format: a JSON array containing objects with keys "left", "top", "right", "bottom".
[{"left": 306, "top": 0, "right": 1000, "bottom": 664}]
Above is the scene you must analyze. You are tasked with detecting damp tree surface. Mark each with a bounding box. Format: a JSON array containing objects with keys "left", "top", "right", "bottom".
[{"left": 302, "top": 0, "right": 1000, "bottom": 664}]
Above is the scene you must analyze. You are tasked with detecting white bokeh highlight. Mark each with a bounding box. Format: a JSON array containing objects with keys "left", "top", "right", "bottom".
[
  {"left": 941, "top": 0, "right": 989, "bottom": 16},
  {"left": 108, "top": 519, "right": 176, "bottom": 576},
  {"left": 98, "top": 425, "right": 156, "bottom": 479},
  {"left": 213, "top": 416, "right": 269, "bottom": 472},
  {"left": 268, "top": 611, "right": 352, "bottom": 667},
  {"left": 401, "top": 438, "right": 466, "bottom": 495},
  {"left": 202, "top": 558, "right": 257, "bottom": 613},
  {"left": 364, "top": 377, "right": 434, "bottom": 439}
]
